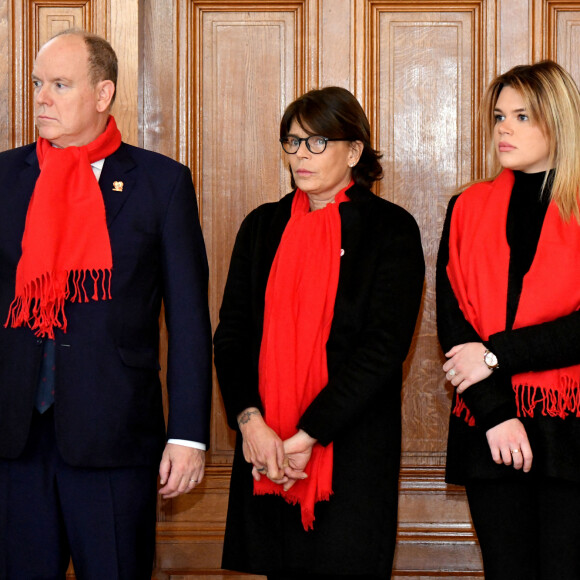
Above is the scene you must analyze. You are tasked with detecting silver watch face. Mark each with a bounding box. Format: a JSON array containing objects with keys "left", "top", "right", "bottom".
[{"left": 484, "top": 350, "right": 498, "bottom": 368}]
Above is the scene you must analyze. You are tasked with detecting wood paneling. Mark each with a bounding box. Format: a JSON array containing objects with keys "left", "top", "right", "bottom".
[
  {"left": 5, "top": 0, "right": 580, "bottom": 577},
  {"left": 373, "top": 4, "right": 483, "bottom": 456},
  {"left": 177, "top": 1, "right": 313, "bottom": 464}
]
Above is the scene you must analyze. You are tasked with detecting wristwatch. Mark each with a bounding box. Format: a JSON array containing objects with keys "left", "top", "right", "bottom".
[{"left": 483, "top": 349, "right": 499, "bottom": 371}]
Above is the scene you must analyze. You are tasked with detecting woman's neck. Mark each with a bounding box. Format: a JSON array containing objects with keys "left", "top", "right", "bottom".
[{"left": 307, "top": 192, "right": 337, "bottom": 211}]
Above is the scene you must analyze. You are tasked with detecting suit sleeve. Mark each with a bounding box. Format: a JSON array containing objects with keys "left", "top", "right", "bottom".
[
  {"left": 298, "top": 208, "right": 425, "bottom": 445},
  {"left": 161, "top": 166, "right": 212, "bottom": 446}
]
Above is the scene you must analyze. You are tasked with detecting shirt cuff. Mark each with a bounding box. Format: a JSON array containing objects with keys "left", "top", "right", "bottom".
[{"left": 168, "top": 438, "right": 206, "bottom": 451}]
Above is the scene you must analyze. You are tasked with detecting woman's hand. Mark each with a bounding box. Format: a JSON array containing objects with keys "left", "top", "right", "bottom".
[
  {"left": 237, "top": 407, "right": 286, "bottom": 482},
  {"left": 486, "top": 418, "right": 533, "bottom": 472},
  {"left": 443, "top": 342, "right": 492, "bottom": 393},
  {"left": 280, "top": 429, "right": 316, "bottom": 491}
]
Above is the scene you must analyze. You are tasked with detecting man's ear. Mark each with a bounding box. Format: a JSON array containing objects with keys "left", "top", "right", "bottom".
[{"left": 96, "top": 80, "right": 115, "bottom": 113}]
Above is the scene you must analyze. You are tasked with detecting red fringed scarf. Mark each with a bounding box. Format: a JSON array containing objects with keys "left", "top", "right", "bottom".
[
  {"left": 447, "top": 169, "right": 580, "bottom": 424},
  {"left": 255, "top": 182, "right": 352, "bottom": 530},
  {"left": 5, "top": 116, "right": 122, "bottom": 339}
]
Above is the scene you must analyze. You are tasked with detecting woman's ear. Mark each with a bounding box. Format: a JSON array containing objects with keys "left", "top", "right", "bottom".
[{"left": 348, "top": 140, "right": 364, "bottom": 167}]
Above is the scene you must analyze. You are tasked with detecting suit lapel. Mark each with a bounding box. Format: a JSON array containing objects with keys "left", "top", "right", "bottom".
[
  {"left": 20, "top": 148, "right": 40, "bottom": 206},
  {"left": 98, "top": 143, "right": 137, "bottom": 227}
]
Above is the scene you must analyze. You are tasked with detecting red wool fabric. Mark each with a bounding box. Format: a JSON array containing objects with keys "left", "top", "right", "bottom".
[
  {"left": 5, "top": 116, "right": 122, "bottom": 338},
  {"left": 447, "top": 169, "right": 580, "bottom": 424},
  {"left": 255, "top": 182, "right": 352, "bottom": 530}
]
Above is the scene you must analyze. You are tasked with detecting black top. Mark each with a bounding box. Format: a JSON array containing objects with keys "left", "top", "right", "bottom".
[{"left": 437, "top": 170, "right": 580, "bottom": 483}]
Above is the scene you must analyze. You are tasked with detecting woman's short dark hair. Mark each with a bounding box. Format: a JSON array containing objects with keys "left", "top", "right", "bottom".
[{"left": 280, "top": 87, "right": 383, "bottom": 189}]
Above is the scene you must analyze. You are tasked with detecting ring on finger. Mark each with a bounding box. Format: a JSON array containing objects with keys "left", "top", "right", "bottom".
[
  {"left": 511, "top": 449, "right": 520, "bottom": 454},
  {"left": 256, "top": 466, "right": 267, "bottom": 473},
  {"left": 448, "top": 369, "right": 456, "bottom": 377}
]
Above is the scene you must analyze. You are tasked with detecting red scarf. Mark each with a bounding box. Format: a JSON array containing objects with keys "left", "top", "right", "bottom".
[
  {"left": 447, "top": 169, "right": 580, "bottom": 423},
  {"left": 5, "top": 116, "right": 122, "bottom": 339},
  {"left": 255, "top": 182, "right": 351, "bottom": 530}
]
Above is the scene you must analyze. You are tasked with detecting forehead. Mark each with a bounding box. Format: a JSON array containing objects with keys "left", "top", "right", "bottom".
[
  {"left": 495, "top": 85, "right": 526, "bottom": 109},
  {"left": 33, "top": 35, "right": 89, "bottom": 78}
]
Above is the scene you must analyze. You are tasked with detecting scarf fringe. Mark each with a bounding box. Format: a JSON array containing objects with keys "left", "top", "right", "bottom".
[
  {"left": 454, "top": 379, "right": 580, "bottom": 427},
  {"left": 452, "top": 392, "right": 476, "bottom": 426},
  {"left": 5, "top": 268, "right": 112, "bottom": 338},
  {"left": 514, "top": 380, "right": 580, "bottom": 419}
]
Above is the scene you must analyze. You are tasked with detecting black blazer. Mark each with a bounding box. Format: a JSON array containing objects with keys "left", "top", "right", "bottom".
[
  {"left": 0, "top": 143, "right": 212, "bottom": 468},
  {"left": 214, "top": 185, "right": 425, "bottom": 575}
]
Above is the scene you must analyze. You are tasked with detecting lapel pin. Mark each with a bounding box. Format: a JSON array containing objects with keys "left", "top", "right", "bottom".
[{"left": 112, "top": 181, "right": 124, "bottom": 192}]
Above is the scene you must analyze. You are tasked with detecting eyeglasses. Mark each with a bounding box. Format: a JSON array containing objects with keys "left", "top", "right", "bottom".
[{"left": 279, "top": 135, "right": 346, "bottom": 155}]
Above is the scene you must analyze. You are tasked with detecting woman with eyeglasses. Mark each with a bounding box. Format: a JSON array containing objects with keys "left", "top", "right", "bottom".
[
  {"left": 437, "top": 61, "right": 580, "bottom": 578},
  {"left": 214, "top": 86, "right": 424, "bottom": 579}
]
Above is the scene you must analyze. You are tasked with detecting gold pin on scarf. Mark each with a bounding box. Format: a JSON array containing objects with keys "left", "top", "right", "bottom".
[{"left": 112, "top": 181, "right": 124, "bottom": 192}]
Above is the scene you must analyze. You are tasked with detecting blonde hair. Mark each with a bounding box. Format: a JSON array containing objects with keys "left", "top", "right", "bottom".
[{"left": 480, "top": 60, "right": 580, "bottom": 221}]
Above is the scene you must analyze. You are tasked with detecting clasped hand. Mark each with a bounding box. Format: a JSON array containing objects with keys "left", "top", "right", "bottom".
[
  {"left": 238, "top": 408, "right": 315, "bottom": 491},
  {"left": 443, "top": 342, "right": 492, "bottom": 393}
]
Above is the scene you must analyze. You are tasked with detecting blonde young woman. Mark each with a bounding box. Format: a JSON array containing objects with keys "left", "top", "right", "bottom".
[{"left": 437, "top": 60, "right": 580, "bottom": 579}]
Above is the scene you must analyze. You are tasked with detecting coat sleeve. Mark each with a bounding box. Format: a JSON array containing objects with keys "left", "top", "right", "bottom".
[
  {"left": 436, "top": 195, "right": 517, "bottom": 430},
  {"left": 161, "top": 165, "right": 212, "bottom": 446},
  {"left": 297, "top": 206, "right": 425, "bottom": 446},
  {"left": 487, "top": 312, "right": 580, "bottom": 374},
  {"left": 213, "top": 210, "right": 267, "bottom": 430}
]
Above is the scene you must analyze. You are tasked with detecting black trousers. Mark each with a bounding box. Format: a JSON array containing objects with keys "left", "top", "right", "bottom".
[
  {"left": 465, "top": 474, "right": 580, "bottom": 580},
  {"left": 0, "top": 408, "right": 158, "bottom": 580}
]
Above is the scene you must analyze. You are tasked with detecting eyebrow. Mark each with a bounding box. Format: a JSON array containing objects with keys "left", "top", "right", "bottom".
[
  {"left": 493, "top": 106, "right": 527, "bottom": 113},
  {"left": 31, "top": 73, "right": 72, "bottom": 83}
]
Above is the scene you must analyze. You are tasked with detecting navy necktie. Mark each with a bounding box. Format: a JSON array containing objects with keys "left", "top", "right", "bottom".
[{"left": 35, "top": 339, "right": 55, "bottom": 413}]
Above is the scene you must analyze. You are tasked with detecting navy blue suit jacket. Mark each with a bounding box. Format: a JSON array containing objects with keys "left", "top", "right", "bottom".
[{"left": 0, "top": 142, "right": 212, "bottom": 468}]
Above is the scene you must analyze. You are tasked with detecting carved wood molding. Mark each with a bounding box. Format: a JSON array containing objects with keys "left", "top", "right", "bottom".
[
  {"left": 177, "top": 0, "right": 318, "bottom": 182},
  {"left": 533, "top": 0, "right": 580, "bottom": 60}
]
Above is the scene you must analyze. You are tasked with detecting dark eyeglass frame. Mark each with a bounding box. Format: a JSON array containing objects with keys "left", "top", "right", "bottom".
[{"left": 279, "top": 135, "right": 347, "bottom": 155}]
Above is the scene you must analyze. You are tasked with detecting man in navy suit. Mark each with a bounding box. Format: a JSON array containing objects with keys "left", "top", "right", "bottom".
[{"left": 0, "top": 29, "right": 212, "bottom": 579}]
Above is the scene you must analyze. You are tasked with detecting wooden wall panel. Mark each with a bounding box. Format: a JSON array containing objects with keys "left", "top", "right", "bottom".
[
  {"left": 374, "top": 6, "right": 479, "bottom": 457},
  {"left": 177, "top": 1, "right": 316, "bottom": 466},
  {"left": 6, "top": 0, "right": 580, "bottom": 577},
  {"left": 0, "top": 0, "right": 10, "bottom": 153},
  {"left": 497, "top": 0, "right": 532, "bottom": 72},
  {"left": 365, "top": 3, "right": 493, "bottom": 574},
  {"left": 319, "top": 0, "right": 354, "bottom": 89},
  {"left": 551, "top": 5, "right": 580, "bottom": 85}
]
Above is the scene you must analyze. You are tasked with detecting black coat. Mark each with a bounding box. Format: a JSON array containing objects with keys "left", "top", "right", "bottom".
[
  {"left": 214, "top": 184, "right": 425, "bottom": 576},
  {"left": 437, "top": 173, "right": 580, "bottom": 484},
  {"left": 0, "top": 143, "right": 212, "bottom": 467}
]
